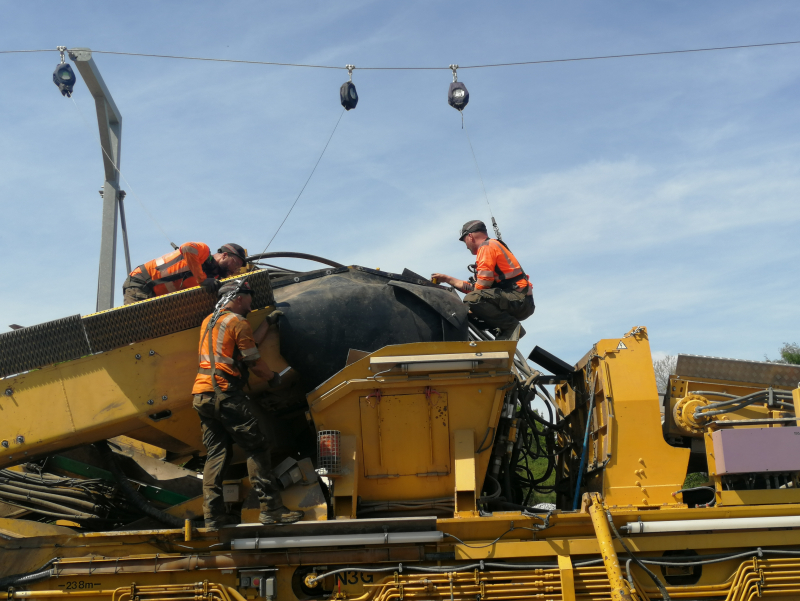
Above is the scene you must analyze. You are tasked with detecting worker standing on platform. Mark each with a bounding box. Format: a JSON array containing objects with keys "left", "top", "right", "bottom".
[
  {"left": 433, "top": 220, "right": 534, "bottom": 340},
  {"left": 192, "top": 280, "right": 302, "bottom": 530},
  {"left": 122, "top": 242, "right": 247, "bottom": 305}
]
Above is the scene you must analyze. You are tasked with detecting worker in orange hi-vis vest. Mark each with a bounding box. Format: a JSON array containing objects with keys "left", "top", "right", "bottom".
[
  {"left": 192, "top": 280, "right": 303, "bottom": 530},
  {"left": 433, "top": 220, "right": 535, "bottom": 340},
  {"left": 122, "top": 242, "right": 247, "bottom": 305}
]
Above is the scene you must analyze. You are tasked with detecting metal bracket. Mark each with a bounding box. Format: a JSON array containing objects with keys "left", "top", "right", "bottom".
[
  {"left": 449, "top": 64, "right": 458, "bottom": 82},
  {"left": 346, "top": 64, "right": 355, "bottom": 82}
]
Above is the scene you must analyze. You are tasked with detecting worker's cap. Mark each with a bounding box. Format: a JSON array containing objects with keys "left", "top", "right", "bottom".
[
  {"left": 218, "top": 243, "right": 247, "bottom": 265},
  {"left": 218, "top": 280, "right": 255, "bottom": 298},
  {"left": 458, "top": 220, "right": 487, "bottom": 241}
]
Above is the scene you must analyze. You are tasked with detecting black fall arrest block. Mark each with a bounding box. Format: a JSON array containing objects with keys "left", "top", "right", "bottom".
[
  {"left": 53, "top": 47, "right": 76, "bottom": 97},
  {"left": 340, "top": 64, "right": 358, "bottom": 110},
  {"left": 447, "top": 64, "right": 469, "bottom": 111}
]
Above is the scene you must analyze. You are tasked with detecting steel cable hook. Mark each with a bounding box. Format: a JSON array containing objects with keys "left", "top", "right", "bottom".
[
  {"left": 346, "top": 64, "right": 355, "bottom": 82},
  {"left": 449, "top": 64, "right": 458, "bottom": 82},
  {"left": 57, "top": 46, "right": 67, "bottom": 64}
]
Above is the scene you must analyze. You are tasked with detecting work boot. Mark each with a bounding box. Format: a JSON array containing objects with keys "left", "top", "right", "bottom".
[
  {"left": 496, "top": 325, "right": 526, "bottom": 341},
  {"left": 204, "top": 514, "right": 240, "bottom": 532},
  {"left": 259, "top": 506, "right": 304, "bottom": 525}
]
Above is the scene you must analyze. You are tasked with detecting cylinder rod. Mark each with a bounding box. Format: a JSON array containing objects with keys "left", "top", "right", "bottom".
[{"left": 588, "top": 494, "right": 633, "bottom": 601}]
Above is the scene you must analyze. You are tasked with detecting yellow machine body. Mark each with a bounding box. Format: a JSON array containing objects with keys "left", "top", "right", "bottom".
[
  {"left": 0, "top": 305, "right": 283, "bottom": 467},
  {"left": 3, "top": 319, "right": 800, "bottom": 601}
]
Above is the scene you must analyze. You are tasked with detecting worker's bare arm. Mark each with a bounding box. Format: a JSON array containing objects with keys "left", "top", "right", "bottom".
[
  {"left": 246, "top": 357, "right": 275, "bottom": 382},
  {"left": 253, "top": 320, "right": 270, "bottom": 345},
  {"left": 431, "top": 273, "right": 473, "bottom": 293},
  {"left": 252, "top": 310, "right": 283, "bottom": 346}
]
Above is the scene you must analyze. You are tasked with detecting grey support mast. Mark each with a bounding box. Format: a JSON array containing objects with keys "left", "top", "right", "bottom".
[{"left": 68, "top": 48, "right": 131, "bottom": 312}]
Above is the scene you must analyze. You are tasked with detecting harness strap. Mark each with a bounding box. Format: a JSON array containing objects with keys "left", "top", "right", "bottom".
[
  {"left": 494, "top": 272, "right": 529, "bottom": 290},
  {"left": 199, "top": 316, "right": 226, "bottom": 418}
]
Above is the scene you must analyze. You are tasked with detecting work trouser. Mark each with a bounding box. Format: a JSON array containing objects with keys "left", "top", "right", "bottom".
[
  {"left": 192, "top": 390, "right": 282, "bottom": 525},
  {"left": 463, "top": 286, "right": 535, "bottom": 334},
  {"left": 121, "top": 275, "right": 154, "bottom": 305}
]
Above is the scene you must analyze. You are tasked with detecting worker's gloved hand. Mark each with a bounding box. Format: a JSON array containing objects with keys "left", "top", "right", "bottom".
[
  {"left": 265, "top": 310, "right": 284, "bottom": 326},
  {"left": 201, "top": 278, "right": 221, "bottom": 294},
  {"left": 268, "top": 370, "right": 281, "bottom": 388}
]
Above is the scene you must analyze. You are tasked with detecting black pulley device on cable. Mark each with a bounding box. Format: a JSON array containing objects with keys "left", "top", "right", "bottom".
[
  {"left": 340, "top": 64, "right": 358, "bottom": 110},
  {"left": 53, "top": 47, "right": 76, "bottom": 97},
  {"left": 448, "top": 64, "right": 469, "bottom": 111}
]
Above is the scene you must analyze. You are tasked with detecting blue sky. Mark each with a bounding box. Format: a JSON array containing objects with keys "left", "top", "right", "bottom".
[{"left": 1, "top": 1, "right": 798, "bottom": 367}]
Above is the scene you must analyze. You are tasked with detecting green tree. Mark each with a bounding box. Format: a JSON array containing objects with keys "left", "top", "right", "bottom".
[{"left": 768, "top": 343, "right": 800, "bottom": 365}]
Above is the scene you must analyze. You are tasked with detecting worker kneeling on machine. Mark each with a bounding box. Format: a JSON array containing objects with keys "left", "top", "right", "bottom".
[
  {"left": 122, "top": 242, "right": 247, "bottom": 304},
  {"left": 192, "top": 280, "right": 302, "bottom": 530},
  {"left": 433, "top": 220, "right": 534, "bottom": 340}
]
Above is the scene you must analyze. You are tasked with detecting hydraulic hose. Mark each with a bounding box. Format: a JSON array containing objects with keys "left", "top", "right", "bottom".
[
  {"left": 95, "top": 441, "right": 183, "bottom": 528},
  {"left": 245, "top": 252, "right": 343, "bottom": 269},
  {"left": 0, "top": 559, "right": 59, "bottom": 590},
  {"left": 0, "top": 488, "right": 99, "bottom": 518},
  {"left": 0, "top": 483, "right": 100, "bottom": 512},
  {"left": 501, "top": 456, "right": 514, "bottom": 503},
  {"left": 572, "top": 386, "right": 595, "bottom": 510},
  {"left": 0, "top": 476, "right": 98, "bottom": 500}
]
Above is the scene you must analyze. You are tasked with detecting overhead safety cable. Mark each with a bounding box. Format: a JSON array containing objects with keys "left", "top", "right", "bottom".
[
  {"left": 3, "top": 39, "right": 800, "bottom": 69},
  {"left": 462, "top": 116, "right": 498, "bottom": 235}
]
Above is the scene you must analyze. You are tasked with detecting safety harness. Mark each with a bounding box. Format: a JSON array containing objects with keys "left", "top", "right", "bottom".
[
  {"left": 198, "top": 279, "right": 249, "bottom": 417},
  {"left": 467, "top": 239, "right": 530, "bottom": 291},
  {"left": 131, "top": 255, "right": 220, "bottom": 294}
]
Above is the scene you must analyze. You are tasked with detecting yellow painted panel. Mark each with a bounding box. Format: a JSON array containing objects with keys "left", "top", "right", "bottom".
[
  {"left": 454, "top": 429, "right": 475, "bottom": 493},
  {"left": 558, "top": 554, "right": 576, "bottom": 601},
  {"left": 359, "top": 393, "right": 449, "bottom": 477},
  {"left": 595, "top": 330, "right": 690, "bottom": 507},
  {"left": 794, "top": 388, "right": 800, "bottom": 426}
]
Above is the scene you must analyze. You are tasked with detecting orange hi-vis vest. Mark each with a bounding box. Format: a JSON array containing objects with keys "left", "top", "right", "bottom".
[
  {"left": 192, "top": 311, "right": 261, "bottom": 394},
  {"left": 130, "top": 242, "right": 211, "bottom": 296},
  {"left": 475, "top": 239, "right": 532, "bottom": 295}
]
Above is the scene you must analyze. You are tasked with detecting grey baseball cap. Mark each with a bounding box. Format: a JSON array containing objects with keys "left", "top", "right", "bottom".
[{"left": 458, "top": 220, "right": 487, "bottom": 240}]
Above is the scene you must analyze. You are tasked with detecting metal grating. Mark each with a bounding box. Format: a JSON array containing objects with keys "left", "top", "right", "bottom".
[
  {"left": 0, "top": 270, "right": 275, "bottom": 377},
  {"left": 247, "top": 268, "right": 276, "bottom": 309},
  {"left": 82, "top": 285, "right": 220, "bottom": 353},
  {"left": 83, "top": 269, "right": 275, "bottom": 353},
  {"left": 0, "top": 315, "right": 90, "bottom": 378},
  {"left": 676, "top": 354, "right": 800, "bottom": 389}
]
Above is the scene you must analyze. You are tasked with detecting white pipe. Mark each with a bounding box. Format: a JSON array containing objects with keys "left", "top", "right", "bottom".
[
  {"left": 626, "top": 515, "right": 800, "bottom": 534},
  {"left": 232, "top": 530, "right": 443, "bottom": 550}
]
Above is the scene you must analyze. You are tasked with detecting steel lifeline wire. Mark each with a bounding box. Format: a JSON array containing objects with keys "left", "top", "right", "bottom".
[
  {"left": 257, "top": 106, "right": 346, "bottom": 255},
  {"left": 207, "top": 108, "right": 347, "bottom": 323},
  {"left": 5, "top": 39, "right": 800, "bottom": 68},
  {"left": 461, "top": 114, "right": 502, "bottom": 241}
]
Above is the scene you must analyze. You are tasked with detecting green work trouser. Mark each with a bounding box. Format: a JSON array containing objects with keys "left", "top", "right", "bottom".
[
  {"left": 463, "top": 287, "right": 535, "bottom": 332},
  {"left": 193, "top": 391, "right": 282, "bottom": 525},
  {"left": 121, "top": 275, "right": 154, "bottom": 305}
]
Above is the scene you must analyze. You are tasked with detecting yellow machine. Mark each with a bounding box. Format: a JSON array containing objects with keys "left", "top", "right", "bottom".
[{"left": 2, "top": 267, "right": 800, "bottom": 601}]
